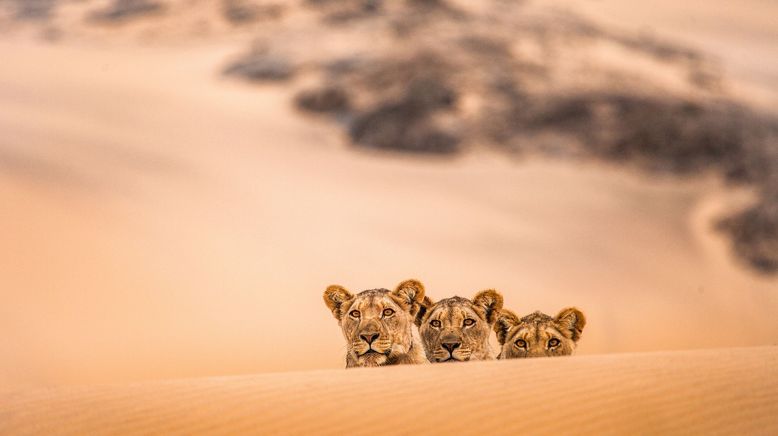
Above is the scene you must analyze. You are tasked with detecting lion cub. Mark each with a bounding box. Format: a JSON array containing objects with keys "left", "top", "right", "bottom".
[
  {"left": 494, "top": 308, "right": 586, "bottom": 359},
  {"left": 415, "top": 290, "right": 503, "bottom": 363},
  {"left": 323, "top": 279, "right": 428, "bottom": 368}
]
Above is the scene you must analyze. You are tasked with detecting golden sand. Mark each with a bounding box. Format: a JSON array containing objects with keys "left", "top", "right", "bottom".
[{"left": 2, "top": 347, "right": 776, "bottom": 435}]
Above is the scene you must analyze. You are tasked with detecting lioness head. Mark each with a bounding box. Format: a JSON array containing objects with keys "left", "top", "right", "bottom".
[
  {"left": 494, "top": 307, "right": 586, "bottom": 358},
  {"left": 415, "top": 290, "right": 503, "bottom": 363},
  {"left": 323, "top": 279, "right": 426, "bottom": 368}
]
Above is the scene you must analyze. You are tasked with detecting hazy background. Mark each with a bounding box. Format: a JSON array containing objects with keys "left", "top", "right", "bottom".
[{"left": 1, "top": 0, "right": 777, "bottom": 390}]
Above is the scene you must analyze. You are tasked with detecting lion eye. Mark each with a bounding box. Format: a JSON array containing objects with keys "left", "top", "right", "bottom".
[
  {"left": 548, "top": 338, "right": 560, "bottom": 348},
  {"left": 430, "top": 319, "right": 441, "bottom": 328},
  {"left": 515, "top": 339, "right": 527, "bottom": 348},
  {"left": 463, "top": 318, "right": 475, "bottom": 326},
  {"left": 349, "top": 310, "right": 361, "bottom": 318},
  {"left": 382, "top": 308, "right": 395, "bottom": 317}
]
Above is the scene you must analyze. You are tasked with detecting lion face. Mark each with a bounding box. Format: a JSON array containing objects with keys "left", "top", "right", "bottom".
[
  {"left": 416, "top": 290, "right": 503, "bottom": 363},
  {"left": 494, "top": 308, "right": 586, "bottom": 359},
  {"left": 323, "top": 280, "right": 425, "bottom": 368}
]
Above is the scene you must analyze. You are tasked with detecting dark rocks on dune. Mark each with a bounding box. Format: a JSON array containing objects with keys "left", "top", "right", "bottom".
[
  {"left": 389, "top": 0, "right": 467, "bottom": 35},
  {"left": 403, "top": 77, "right": 457, "bottom": 110},
  {"left": 509, "top": 94, "right": 755, "bottom": 176},
  {"left": 406, "top": 0, "right": 452, "bottom": 10},
  {"left": 349, "top": 102, "right": 460, "bottom": 154},
  {"left": 11, "top": 0, "right": 57, "bottom": 20},
  {"left": 222, "top": 0, "right": 258, "bottom": 24},
  {"left": 87, "top": 0, "right": 165, "bottom": 24},
  {"left": 614, "top": 33, "right": 703, "bottom": 64},
  {"left": 293, "top": 50, "right": 459, "bottom": 153},
  {"left": 223, "top": 52, "right": 295, "bottom": 82},
  {"left": 504, "top": 92, "right": 778, "bottom": 273},
  {"left": 325, "top": 57, "right": 369, "bottom": 76},
  {"left": 597, "top": 99, "right": 747, "bottom": 174},
  {"left": 221, "top": 0, "right": 284, "bottom": 25},
  {"left": 305, "top": 0, "right": 383, "bottom": 24},
  {"left": 348, "top": 78, "right": 459, "bottom": 154},
  {"left": 294, "top": 79, "right": 460, "bottom": 154},
  {"left": 295, "top": 86, "right": 351, "bottom": 114},
  {"left": 222, "top": 0, "right": 778, "bottom": 273},
  {"left": 717, "top": 137, "right": 778, "bottom": 274},
  {"left": 306, "top": 0, "right": 381, "bottom": 10},
  {"left": 458, "top": 35, "right": 514, "bottom": 60},
  {"left": 718, "top": 191, "right": 778, "bottom": 274},
  {"left": 274, "top": 42, "right": 458, "bottom": 152}
]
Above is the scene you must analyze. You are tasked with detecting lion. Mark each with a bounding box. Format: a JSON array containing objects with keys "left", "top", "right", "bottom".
[
  {"left": 493, "top": 307, "right": 586, "bottom": 358},
  {"left": 323, "top": 279, "right": 428, "bottom": 368},
  {"left": 415, "top": 289, "right": 503, "bottom": 363}
]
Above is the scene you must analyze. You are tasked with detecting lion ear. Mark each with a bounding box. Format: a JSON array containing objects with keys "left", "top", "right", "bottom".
[
  {"left": 555, "top": 307, "right": 586, "bottom": 342},
  {"left": 323, "top": 285, "right": 354, "bottom": 321},
  {"left": 473, "top": 289, "right": 503, "bottom": 324},
  {"left": 493, "top": 309, "right": 520, "bottom": 345},
  {"left": 391, "top": 279, "right": 425, "bottom": 315},
  {"left": 414, "top": 296, "right": 434, "bottom": 327}
]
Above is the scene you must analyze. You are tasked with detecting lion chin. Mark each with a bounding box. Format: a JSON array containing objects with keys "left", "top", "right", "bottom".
[
  {"left": 432, "top": 349, "right": 471, "bottom": 363},
  {"left": 357, "top": 351, "right": 389, "bottom": 367},
  {"left": 437, "top": 356, "right": 469, "bottom": 363}
]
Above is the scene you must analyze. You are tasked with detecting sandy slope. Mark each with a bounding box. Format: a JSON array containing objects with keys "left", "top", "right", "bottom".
[
  {"left": 1, "top": 33, "right": 777, "bottom": 390},
  {"left": 566, "top": 0, "right": 778, "bottom": 109},
  {"left": 2, "top": 346, "right": 777, "bottom": 435}
]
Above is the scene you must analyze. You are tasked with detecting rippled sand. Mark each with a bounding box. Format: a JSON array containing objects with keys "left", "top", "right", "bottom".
[{"left": 2, "top": 347, "right": 777, "bottom": 434}]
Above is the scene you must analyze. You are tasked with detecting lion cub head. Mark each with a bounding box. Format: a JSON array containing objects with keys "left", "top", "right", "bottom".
[
  {"left": 323, "top": 279, "right": 427, "bottom": 368},
  {"left": 415, "top": 290, "right": 503, "bottom": 363},
  {"left": 494, "top": 308, "right": 586, "bottom": 358}
]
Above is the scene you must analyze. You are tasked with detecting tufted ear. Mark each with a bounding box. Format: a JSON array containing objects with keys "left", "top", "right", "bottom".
[
  {"left": 472, "top": 289, "right": 503, "bottom": 324},
  {"left": 493, "top": 309, "right": 520, "bottom": 345},
  {"left": 414, "top": 296, "right": 434, "bottom": 327},
  {"left": 390, "top": 279, "right": 426, "bottom": 316},
  {"left": 555, "top": 307, "right": 586, "bottom": 342},
  {"left": 323, "top": 285, "right": 354, "bottom": 321}
]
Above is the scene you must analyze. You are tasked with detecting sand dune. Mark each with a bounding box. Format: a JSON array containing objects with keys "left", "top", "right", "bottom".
[
  {"left": 1, "top": 22, "right": 778, "bottom": 389},
  {"left": 567, "top": 0, "right": 778, "bottom": 109},
  {"left": 1, "top": 0, "right": 777, "bottom": 392},
  {"left": 2, "top": 346, "right": 777, "bottom": 435},
  {"left": 1, "top": 2, "right": 776, "bottom": 433}
]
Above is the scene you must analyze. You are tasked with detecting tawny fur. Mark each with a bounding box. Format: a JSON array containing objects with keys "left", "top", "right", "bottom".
[
  {"left": 494, "top": 307, "right": 586, "bottom": 359},
  {"left": 415, "top": 289, "right": 503, "bottom": 363},
  {"left": 323, "top": 279, "right": 427, "bottom": 368}
]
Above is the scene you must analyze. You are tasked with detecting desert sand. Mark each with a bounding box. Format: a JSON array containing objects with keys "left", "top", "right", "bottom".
[
  {"left": 3, "top": 35, "right": 777, "bottom": 386},
  {"left": 2, "top": 347, "right": 777, "bottom": 434},
  {"left": 1, "top": 0, "right": 778, "bottom": 393},
  {"left": 0, "top": 2, "right": 777, "bottom": 433},
  {"left": 567, "top": 0, "right": 778, "bottom": 109}
]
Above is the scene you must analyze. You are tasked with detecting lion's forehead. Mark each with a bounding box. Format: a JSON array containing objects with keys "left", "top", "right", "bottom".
[
  {"left": 429, "top": 297, "right": 477, "bottom": 321},
  {"left": 347, "top": 290, "right": 401, "bottom": 316},
  {"left": 512, "top": 322, "right": 565, "bottom": 343}
]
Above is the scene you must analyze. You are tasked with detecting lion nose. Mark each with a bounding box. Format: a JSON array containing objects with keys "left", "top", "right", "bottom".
[
  {"left": 360, "top": 333, "right": 380, "bottom": 344},
  {"left": 442, "top": 342, "right": 461, "bottom": 353}
]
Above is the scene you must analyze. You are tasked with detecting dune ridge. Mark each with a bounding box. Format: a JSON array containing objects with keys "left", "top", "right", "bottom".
[{"left": 2, "top": 346, "right": 777, "bottom": 435}]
